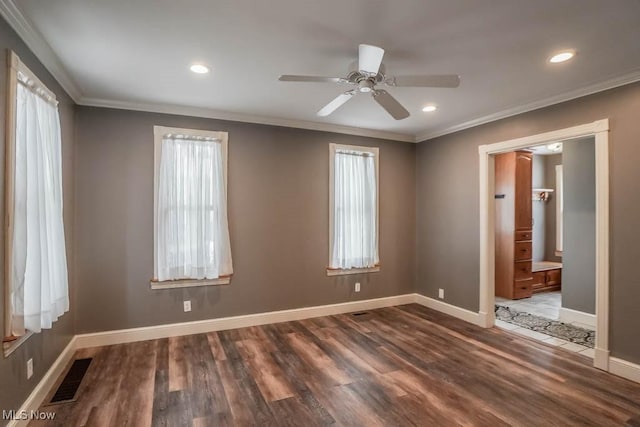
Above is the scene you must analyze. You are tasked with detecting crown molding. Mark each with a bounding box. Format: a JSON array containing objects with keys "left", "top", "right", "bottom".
[
  {"left": 3, "top": 0, "right": 640, "bottom": 144},
  {"left": 0, "top": 0, "right": 82, "bottom": 102},
  {"left": 416, "top": 69, "right": 640, "bottom": 143},
  {"left": 78, "top": 96, "right": 416, "bottom": 142}
]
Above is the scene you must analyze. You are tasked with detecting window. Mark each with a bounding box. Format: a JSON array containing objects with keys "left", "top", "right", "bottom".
[
  {"left": 4, "top": 52, "right": 69, "bottom": 350},
  {"left": 328, "top": 143, "right": 380, "bottom": 275},
  {"left": 556, "top": 164, "right": 563, "bottom": 254},
  {"left": 152, "top": 126, "right": 233, "bottom": 289}
]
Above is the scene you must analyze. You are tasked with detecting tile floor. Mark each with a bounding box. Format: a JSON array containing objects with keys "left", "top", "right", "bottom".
[{"left": 495, "top": 291, "right": 595, "bottom": 359}]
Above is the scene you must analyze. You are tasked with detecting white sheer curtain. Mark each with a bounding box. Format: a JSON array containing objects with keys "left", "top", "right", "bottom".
[
  {"left": 156, "top": 135, "right": 233, "bottom": 281},
  {"left": 11, "top": 71, "right": 69, "bottom": 335},
  {"left": 330, "top": 149, "right": 378, "bottom": 269}
]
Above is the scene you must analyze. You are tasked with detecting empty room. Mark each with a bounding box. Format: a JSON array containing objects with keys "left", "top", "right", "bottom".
[{"left": 2, "top": 1, "right": 640, "bottom": 426}]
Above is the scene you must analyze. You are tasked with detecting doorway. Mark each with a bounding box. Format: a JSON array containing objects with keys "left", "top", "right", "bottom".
[{"left": 478, "top": 120, "right": 610, "bottom": 370}]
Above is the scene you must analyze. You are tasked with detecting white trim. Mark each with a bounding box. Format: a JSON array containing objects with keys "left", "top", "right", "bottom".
[
  {"left": 478, "top": 120, "right": 610, "bottom": 371},
  {"left": 594, "top": 129, "right": 610, "bottom": 370},
  {"left": 416, "top": 70, "right": 640, "bottom": 142},
  {"left": 150, "top": 277, "right": 231, "bottom": 289},
  {"left": 0, "top": 0, "right": 82, "bottom": 102},
  {"left": 81, "top": 97, "right": 416, "bottom": 143},
  {"left": 555, "top": 164, "right": 564, "bottom": 252},
  {"left": 326, "top": 266, "right": 380, "bottom": 276},
  {"left": 6, "top": 337, "right": 77, "bottom": 427},
  {"left": 609, "top": 357, "right": 640, "bottom": 383},
  {"left": 413, "top": 294, "right": 484, "bottom": 327},
  {"left": 328, "top": 143, "right": 380, "bottom": 272},
  {"left": 559, "top": 307, "right": 596, "bottom": 328},
  {"left": 152, "top": 126, "right": 230, "bottom": 282},
  {"left": 74, "top": 294, "right": 415, "bottom": 349}
]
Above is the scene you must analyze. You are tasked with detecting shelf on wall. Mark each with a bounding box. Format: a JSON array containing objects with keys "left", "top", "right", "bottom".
[{"left": 532, "top": 188, "right": 554, "bottom": 201}]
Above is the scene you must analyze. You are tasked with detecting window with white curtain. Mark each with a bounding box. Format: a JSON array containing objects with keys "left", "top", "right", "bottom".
[
  {"left": 152, "top": 126, "right": 233, "bottom": 289},
  {"left": 328, "top": 143, "right": 380, "bottom": 275},
  {"left": 4, "top": 52, "right": 69, "bottom": 346}
]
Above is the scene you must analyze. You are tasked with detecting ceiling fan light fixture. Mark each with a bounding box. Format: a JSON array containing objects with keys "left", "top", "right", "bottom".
[
  {"left": 549, "top": 51, "right": 575, "bottom": 63},
  {"left": 422, "top": 105, "right": 437, "bottom": 112},
  {"left": 190, "top": 64, "right": 210, "bottom": 74}
]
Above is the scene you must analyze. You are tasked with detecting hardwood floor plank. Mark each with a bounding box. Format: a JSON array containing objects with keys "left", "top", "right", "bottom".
[
  {"left": 168, "top": 336, "right": 187, "bottom": 392},
  {"left": 30, "top": 304, "right": 640, "bottom": 427},
  {"left": 235, "top": 338, "right": 296, "bottom": 402}
]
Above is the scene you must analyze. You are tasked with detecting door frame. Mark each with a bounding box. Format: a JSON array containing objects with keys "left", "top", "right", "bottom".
[{"left": 478, "top": 119, "right": 610, "bottom": 370}]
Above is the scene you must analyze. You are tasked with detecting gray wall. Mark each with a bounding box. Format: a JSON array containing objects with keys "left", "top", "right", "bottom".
[
  {"left": 532, "top": 155, "right": 545, "bottom": 262},
  {"left": 562, "top": 138, "right": 596, "bottom": 314},
  {"left": 416, "top": 81, "right": 640, "bottom": 364},
  {"left": 544, "top": 154, "right": 562, "bottom": 262},
  {"left": 0, "top": 19, "right": 75, "bottom": 415},
  {"left": 74, "top": 107, "right": 416, "bottom": 333}
]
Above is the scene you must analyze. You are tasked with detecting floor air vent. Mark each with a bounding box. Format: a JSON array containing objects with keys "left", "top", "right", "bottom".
[
  {"left": 351, "top": 312, "right": 370, "bottom": 316},
  {"left": 48, "top": 358, "right": 92, "bottom": 405}
]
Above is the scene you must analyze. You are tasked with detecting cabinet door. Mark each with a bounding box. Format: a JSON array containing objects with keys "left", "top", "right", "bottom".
[
  {"left": 514, "top": 152, "right": 532, "bottom": 231},
  {"left": 546, "top": 269, "right": 561, "bottom": 286}
]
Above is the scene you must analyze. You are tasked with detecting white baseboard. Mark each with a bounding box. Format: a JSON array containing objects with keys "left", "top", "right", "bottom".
[
  {"left": 413, "top": 294, "right": 484, "bottom": 327},
  {"left": 75, "top": 294, "right": 415, "bottom": 349},
  {"left": 559, "top": 307, "right": 596, "bottom": 327},
  {"left": 7, "top": 337, "right": 77, "bottom": 427},
  {"left": 609, "top": 357, "right": 640, "bottom": 383}
]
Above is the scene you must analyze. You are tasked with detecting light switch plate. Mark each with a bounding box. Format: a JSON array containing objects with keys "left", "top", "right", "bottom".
[
  {"left": 27, "top": 358, "right": 33, "bottom": 379},
  {"left": 355, "top": 282, "right": 361, "bottom": 292},
  {"left": 183, "top": 300, "right": 192, "bottom": 312},
  {"left": 438, "top": 288, "right": 444, "bottom": 299}
]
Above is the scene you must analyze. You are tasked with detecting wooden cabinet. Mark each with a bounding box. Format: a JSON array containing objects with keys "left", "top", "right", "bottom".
[
  {"left": 495, "top": 151, "right": 533, "bottom": 300},
  {"left": 532, "top": 268, "right": 562, "bottom": 293}
]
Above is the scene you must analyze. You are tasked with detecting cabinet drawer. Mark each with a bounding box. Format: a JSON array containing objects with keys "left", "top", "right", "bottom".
[
  {"left": 546, "top": 269, "right": 561, "bottom": 286},
  {"left": 515, "top": 230, "right": 532, "bottom": 241},
  {"left": 513, "top": 279, "right": 533, "bottom": 299},
  {"left": 514, "top": 261, "right": 532, "bottom": 280},
  {"left": 532, "top": 271, "right": 546, "bottom": 289},
  {"left": 514, "top": 241, "right": 532, "bottom": 261}
]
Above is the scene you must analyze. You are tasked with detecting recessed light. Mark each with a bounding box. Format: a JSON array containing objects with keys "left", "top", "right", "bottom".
[
  {"left": 549, "top": 51, "right": 575, "bottom": 63},
  {"left": 190, "top": 64, "right": 210, "bottom": 74},
  {"left": 422, "top": 105, "right": 437, "bottom": 112}
]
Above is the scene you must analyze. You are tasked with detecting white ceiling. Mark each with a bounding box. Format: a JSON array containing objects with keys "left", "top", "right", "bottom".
[{"left": 5, "top": 0, "right": 640, "bottom": 141}]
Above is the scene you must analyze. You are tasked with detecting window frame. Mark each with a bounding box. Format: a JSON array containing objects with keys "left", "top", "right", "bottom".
[
  {"left": 327, "top": 143, "right": 380, "bottom": 276},
  {"left": 151, "top": 125, "right": 231, "bottom": 289},
  {"left": 4, "top": 51, "right": 58, "bottom": 355}
]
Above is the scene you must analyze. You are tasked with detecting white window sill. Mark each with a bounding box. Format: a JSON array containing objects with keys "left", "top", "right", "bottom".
[
  {"left": 3, "top": 331, "right": 34, "bottom": 358},
  {"left": 150, "top": 277, "right": 231, "bottom": 290},
  {"left": 326, "top": 266, "right": 380, "bottom": 276}
]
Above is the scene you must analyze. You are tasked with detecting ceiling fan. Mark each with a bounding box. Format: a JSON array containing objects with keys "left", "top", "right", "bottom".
[{"left": 279, "top": 44, "right": 460, "bottom": 120}]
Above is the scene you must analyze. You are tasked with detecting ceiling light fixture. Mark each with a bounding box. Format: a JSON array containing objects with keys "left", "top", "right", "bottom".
[
  {"left": 549, "top": 51, "right": 575, "bottom": 63},
  {"left": 190, "top": 64, "right": 210, "bottom": 74},
  {"left": 422, "top": 105, "right": 437, "bottom": 112},
  {"left": 547, "top": 142, "right": 562, "bottom": 152}
]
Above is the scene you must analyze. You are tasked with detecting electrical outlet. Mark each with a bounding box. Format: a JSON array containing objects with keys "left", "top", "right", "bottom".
[
  {"left": 27, "top": 358, "right": 33, "bottom": 379},
  {"left": 183, "top": 300, "right": 191, "bottom": 312},
  {"left": 438, "top": 288, "right": 444, "bottom": 299},
  {"left": 355, "top": 282, "right": 361, "bottom": 292}
]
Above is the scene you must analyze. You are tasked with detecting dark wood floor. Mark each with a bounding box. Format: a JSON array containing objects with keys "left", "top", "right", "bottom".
[{"left": 33, "top": 304, "right": 640, "bottom": 426}]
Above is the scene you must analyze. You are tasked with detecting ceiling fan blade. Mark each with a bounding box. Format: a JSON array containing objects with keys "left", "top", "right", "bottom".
[
  {"left": 390, "top": 74, "right": 461, "bottom": 88},
  {"left": 317, "top": 91, "right": 355, "bottom": 117},
  {"left": 279, "top": 75, "right": 345, "bottom": 83},
  {"left": 358, "top": 44, "right": 385, "bottom": 75},
  {"left": 372, "top": 90, "right": 410, "bottom": 120}
]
